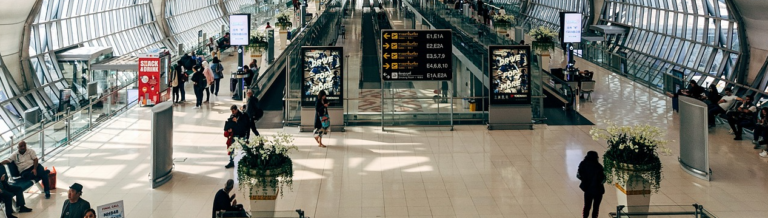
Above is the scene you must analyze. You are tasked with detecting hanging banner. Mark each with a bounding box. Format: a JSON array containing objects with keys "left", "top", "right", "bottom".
[
  {"left": 97, "top": 200, "right": 125, "bottom": 218},
  {"left": 139, "top": 57, "right": 161, "bottom": 107},
  {"left": 489, "top": 45, "right": 531, "bottom": 104},
  {"left": 301, "top": 46, "right": 344, "bottom": 107}
]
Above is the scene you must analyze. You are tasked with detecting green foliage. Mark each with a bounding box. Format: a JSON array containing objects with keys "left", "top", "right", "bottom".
[
  {"left": 528, "top": 26, "right": 556, "bottom": 43},
  {"left": 246, "top": 31, "right": 268, "bottom": 52},
  {"left": 231, "top": 132, "right": 298, "bottom": 197},
  {"left": 276, "top": 11, "right": 293, "bottom": 30}
]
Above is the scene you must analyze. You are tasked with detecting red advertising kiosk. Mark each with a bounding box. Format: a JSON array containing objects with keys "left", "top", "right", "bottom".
[{"left": 139, "top": 54, "right": 161, "bottom": 107}]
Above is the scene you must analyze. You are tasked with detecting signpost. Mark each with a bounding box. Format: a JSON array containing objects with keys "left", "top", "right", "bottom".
[
  {"left": 97, "top": 200, "right": 125, "bottom": 218},
  {"left": 138, "top": 57, "right": 161, "bottom": 107},
  {"left": 381, "top": 30, "right": 452, "bottom": 81}
]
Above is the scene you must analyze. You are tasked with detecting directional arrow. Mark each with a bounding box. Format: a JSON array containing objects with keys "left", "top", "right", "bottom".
[
  {"left": 384, "top": 53, "right": 391, "bottom": 59},
  {"left": 384, "top": 33, "right": 390, "bottom": 39},
  {"left": 383, "top": 63, "right": 390, "bottom": 69},
  {"left": 383, "top": 43, "right": 389, "bottom": 49}
]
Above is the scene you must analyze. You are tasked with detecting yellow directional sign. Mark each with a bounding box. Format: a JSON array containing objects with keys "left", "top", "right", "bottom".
[
  {"left": 392, "top": 33, "right": 399, "bottom": 39},
  {"left": 392, "top": 53, "right": 399, "bottom": 59},
  {"left": 384, "top": 33, "right": 390, "bottom": 39},
  {"left": 392, "top": 43, "right": 398, "bottom": 49},
  {"left": 383, "top": 43, "right": 389, "bottom": 49},
  {"left": 384, "top": 53, "right": 390, "bottom": 59},
  {"left": 383, "top": 63, "right": 390, "bottom": 69}
]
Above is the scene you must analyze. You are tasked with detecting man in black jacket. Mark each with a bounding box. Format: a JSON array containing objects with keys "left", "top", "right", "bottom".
[
  {"left": 212, "top": 179, "right": 243, "bottom": 218},
  {"left": 245, "top": 90, "right": 261, "bottom": 137},
  {"left": 180, "top": 53, "right": 196, "bottom": 75},
  {"left": 0, "top": 174, "right": 32, "bottom": 218},
  {"left": 229, "top": 105, "right": 250, "bottom": 139}
]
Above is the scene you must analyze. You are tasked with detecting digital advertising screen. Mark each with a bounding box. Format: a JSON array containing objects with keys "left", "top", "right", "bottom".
[
  {"left": 560, "top": 12, "right": 582, "bottom": 43},
  {"left": 301, "top": 46, "right": 343, "bottom": 107},
  {"left": 229, "top": 14, "right": 251, "bottom": 46},
  {"left": 489, "top": 45, "right": 531, "bottom": 105}
]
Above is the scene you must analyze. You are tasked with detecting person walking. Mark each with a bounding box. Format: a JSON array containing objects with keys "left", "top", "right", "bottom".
[
  {"left": 577, "top": 151, "right": 605, "bottom": 218},
  {"left": 245, "top": 90, "right": 262, "bottom": 137},
  {"left": 314, "top": 90, "right": 329, "bottom": 148},
  {"left": 202, "top": 61, "right": 214, "bottom": 103},
  {"left": 192, "top": 66, "right": 206, "bottom": 108},
  {"left": 211, "top": 57, "right": 224, "bottom": 96}
]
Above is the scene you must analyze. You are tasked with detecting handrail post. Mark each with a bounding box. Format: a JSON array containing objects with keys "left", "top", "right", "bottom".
[{"left": 40, "top": 119, "right": 45, "bottom": 162}]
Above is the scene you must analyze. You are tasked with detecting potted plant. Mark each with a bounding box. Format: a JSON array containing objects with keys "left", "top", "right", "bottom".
[
  {"left": 275, "top": 11, "right": 293, "bottom": 50},
  {"left": 246, "top": 31, "right": 268, "bottom": 58},
  {"left": 529, "top": 26, "right": 558, "bottom": 53},
  {"left": 229, "top": 132, "right": 298, "bottom": 202},
  {"left": 492, "top": 14, "right": 515, "bottom": 30},
  {"left": 590, "top": 122, "right": 671, "bottom": 214}
]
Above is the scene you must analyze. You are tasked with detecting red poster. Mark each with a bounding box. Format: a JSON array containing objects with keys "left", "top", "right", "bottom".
[{"left": 138, "top": 57, "right": 161, "bottom": 106}]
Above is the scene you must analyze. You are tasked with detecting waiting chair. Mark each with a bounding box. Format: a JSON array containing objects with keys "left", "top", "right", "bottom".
[{"left": 581, "top": 81, "right": 596, "bottom": 101}]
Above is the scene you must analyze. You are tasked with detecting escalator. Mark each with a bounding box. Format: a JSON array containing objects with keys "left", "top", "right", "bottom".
[{"left": 360, "top": 9, "right": 382, "bottom": 89}]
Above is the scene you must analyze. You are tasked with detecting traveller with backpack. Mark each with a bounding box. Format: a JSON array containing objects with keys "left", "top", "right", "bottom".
[
  {"left": 211, "top": 57, "right": 225, "bottom": 96},
  {"left": 245, "top": 90, "right": 263, "bottom": 137}
]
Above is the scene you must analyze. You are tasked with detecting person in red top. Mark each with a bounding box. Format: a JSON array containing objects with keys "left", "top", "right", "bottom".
[
  {"left": 266, "top": 22, "right": 272, "bottom": 29},
  {"left": 224, "top": 116, "right": 236, "bottom": 168}
]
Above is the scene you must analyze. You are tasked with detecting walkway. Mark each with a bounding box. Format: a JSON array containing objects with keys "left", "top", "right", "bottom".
[{"left": 12, "top": 10, "right": 768, "bottom": 218}]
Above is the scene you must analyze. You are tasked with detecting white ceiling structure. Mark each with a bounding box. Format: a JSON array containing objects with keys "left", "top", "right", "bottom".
[
  {"left": 0, "top": 0, "right": 38, "bottom": 89},
  {"left": 733, "top": 0, "right": 768, "bottom": 50}
]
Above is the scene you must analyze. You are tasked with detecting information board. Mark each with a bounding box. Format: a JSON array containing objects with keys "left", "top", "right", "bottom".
[
  {"left": 560, "top": 12, "right": 582, "bottom": 43},
  {"left": 301, "top": 46, "right": 344, "bottom": 107},
  {"left": 489, "top": 45, "right": 531, "bottom": 104},
  {"left": 138, "top": 57, "right": 161, "bottom": 107},
  {"left": 381, "top": 30, "right": 452, "bottom": 81},
  {"left": 97, "top": 200, "right": 125, "bottom": 218},
  {"left": 229, "top": 14, "right": 251, "bottom": 45}
]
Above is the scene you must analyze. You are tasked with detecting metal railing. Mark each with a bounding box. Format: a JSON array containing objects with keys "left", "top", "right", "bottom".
[{"left": 611, "top": 204, "right": 717, "bottom": 218}]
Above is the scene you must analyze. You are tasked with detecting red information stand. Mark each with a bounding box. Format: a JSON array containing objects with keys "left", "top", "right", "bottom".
[{"left": 139, "top": 57, "right": 161, "bottom": 106}]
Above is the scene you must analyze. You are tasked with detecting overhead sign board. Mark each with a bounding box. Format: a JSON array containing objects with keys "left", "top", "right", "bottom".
[
  {"left": 381, "top": 30, "right": 452, "bottom": 81},
  {"left": 489, "top": 45, "right": 531, "bottom": 105},
  {"left": 560, "top": 12, "right": 582, "bottom": 43},
  {"left": 229, "top": 14, "right": 251, "bottom": 46}
]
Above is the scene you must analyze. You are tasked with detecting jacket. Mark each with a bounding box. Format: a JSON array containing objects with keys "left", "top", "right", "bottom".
[
  {"left": 212, "top": 189, "right": 237, "bottom": 218},
  {"left": 203, "top": 67, "right": 214, "bottom": 84},
  {"left": 192, "top": 70, "right": 207, "bottom": 89},
  {"left": 577, "top": 161, "right": 605, "bottom": 195},
  {"left": 246, "top": 96, "right": 260, "bottom": 118}
]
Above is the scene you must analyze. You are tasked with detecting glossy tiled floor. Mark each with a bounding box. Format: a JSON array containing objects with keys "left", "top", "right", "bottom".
[{"left": 13, "top": 14, "right": 768, "bottom": 218}]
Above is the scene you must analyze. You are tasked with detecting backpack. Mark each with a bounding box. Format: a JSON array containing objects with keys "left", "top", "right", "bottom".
[{"left": 253, "top": 108, "right": 264, "bottom": 121}]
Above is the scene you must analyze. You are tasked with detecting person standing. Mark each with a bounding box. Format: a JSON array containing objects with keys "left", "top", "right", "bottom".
[
  {"left": 0, "top": 141, "right": 51, "bottom": 199},
  {"left": 577, "top": 151, "right": 605, "bottom": 218},
  {"left": 202, "top": 61, "right": 214, "bottom": 103},
  {"left": 60, "top": 183, "right": 90, "bottom": 218},
  {"left": 245, "top": 90, "right": 262, "bottom": 137},
  {"left": 211, "top": 57, "right": 224, "bottom": 96},
  {"left": 192, "top": 66, "right": 206, "bottom": 109},
  {"left": 314, "top": 90, "right": 329, "bottom": 148},
  {"left": 223, "top": 115, "right": 237, "bottom": 169}
]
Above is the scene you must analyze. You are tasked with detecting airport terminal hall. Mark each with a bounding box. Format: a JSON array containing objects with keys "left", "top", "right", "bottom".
[{"left": 3, "top": 0, "right": 768, "bottom": 217}]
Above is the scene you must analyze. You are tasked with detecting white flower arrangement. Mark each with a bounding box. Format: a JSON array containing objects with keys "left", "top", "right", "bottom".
[
  {"left": 528, "top": 26, "right": 557, "bottom": 43},
  {"left": 228, "top": 132, "right": 298, "bottom": 160}
]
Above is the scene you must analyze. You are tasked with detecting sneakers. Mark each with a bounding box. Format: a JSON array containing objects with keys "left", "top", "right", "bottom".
[
  {"left": 755, "top": 144, "right": 762, "bottom": 149},
  {"left": 18, "top": 206, "right": 32, "bottom": 213},
  {"left": 761, "top": 151, "right": 768, "bottom": 158},
  {"left": 224, "top": 162, "right": 234, "bottom": 169}
]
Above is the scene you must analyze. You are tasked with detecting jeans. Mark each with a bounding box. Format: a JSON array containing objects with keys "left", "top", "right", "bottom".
[
  {"left": 20, "top": 165, "right": 49, "bottom": 193},
  {"left": 583, "top": 193, "right": 602, "bottom": 218},
  {"left": 179, "top": 81, "right": 186, "bottom": 101},
  {"left": 173, "top": 86, "right": 180, "bottom": 102},
  {"left": 0, "top": 183, "right": 25, "bottom": 216},
  {"left": 755, "top": 125, "right": 768, "bottom": 142},
  {"left": 727, "top": 111, "right": 753, "bottom": 137},
  {"left": 212, "top": 79, "right": 221, "bottom": 95},
  {"left": 204, "top": 87, "right": 210, "bottom": 102},
  {"left": 194, "top": 87, "right": 204, "bottom": 107},
  {"left": 708, "top": 107, "right": 726, "bottom": 126}
]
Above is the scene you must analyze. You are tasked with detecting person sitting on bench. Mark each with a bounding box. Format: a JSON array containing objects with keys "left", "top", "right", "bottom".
[
  {"left": 0, "top": 141, "right": 51, "bottom": 199},
  {"left": 212, "top": 179, "right": 245, "bottom": 218},
  {"left": 0, "top": 173, "right": 32, "bottom": 218}
]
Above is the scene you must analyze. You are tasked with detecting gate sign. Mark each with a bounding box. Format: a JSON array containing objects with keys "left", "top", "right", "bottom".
[
  {"left": 381, "top": 30, "right": 453, "bottom": 81},
  {"left": 139, "top": 57, "right": 161, "bottom": 107},
  {"left": 97, "top": 200, "right": 125, "bottom": 218}
]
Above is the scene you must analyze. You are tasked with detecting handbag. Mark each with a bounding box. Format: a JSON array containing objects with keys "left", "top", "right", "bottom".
[{"left": 321, "top": 107, "right": 330, "bottom": 128}]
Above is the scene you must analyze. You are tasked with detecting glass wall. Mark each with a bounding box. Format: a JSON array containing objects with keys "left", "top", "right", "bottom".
[
  {"left": 597, "top": 0, "right": 741, "bottom": 91},
  {"left": 165, "top": 0, "right": 228, "bottom": 54},
  {"left": 522, "top": 0, "right": 590, "bottom": 32}
]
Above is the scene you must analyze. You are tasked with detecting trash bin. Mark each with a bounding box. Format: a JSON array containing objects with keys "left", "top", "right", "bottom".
[
  {"left": 469, "top": 100, "right": 477, "bottom": 111},
  {"left": 462, "top": 98, "right": 469, "bottom": 109}
]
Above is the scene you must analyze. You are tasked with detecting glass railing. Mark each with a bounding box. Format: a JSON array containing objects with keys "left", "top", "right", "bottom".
[
  {"left": 611, "top": 204, "right": 717, "bottom": 218},
  {"left": 541, "top": 69, "right": 576, "bottom": 107},
  {"left": 252, "top": 0, "right": 345, "bottom": 101},
  {"left": 0, "top": 79, "right": 140, "bottom": 162}
]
